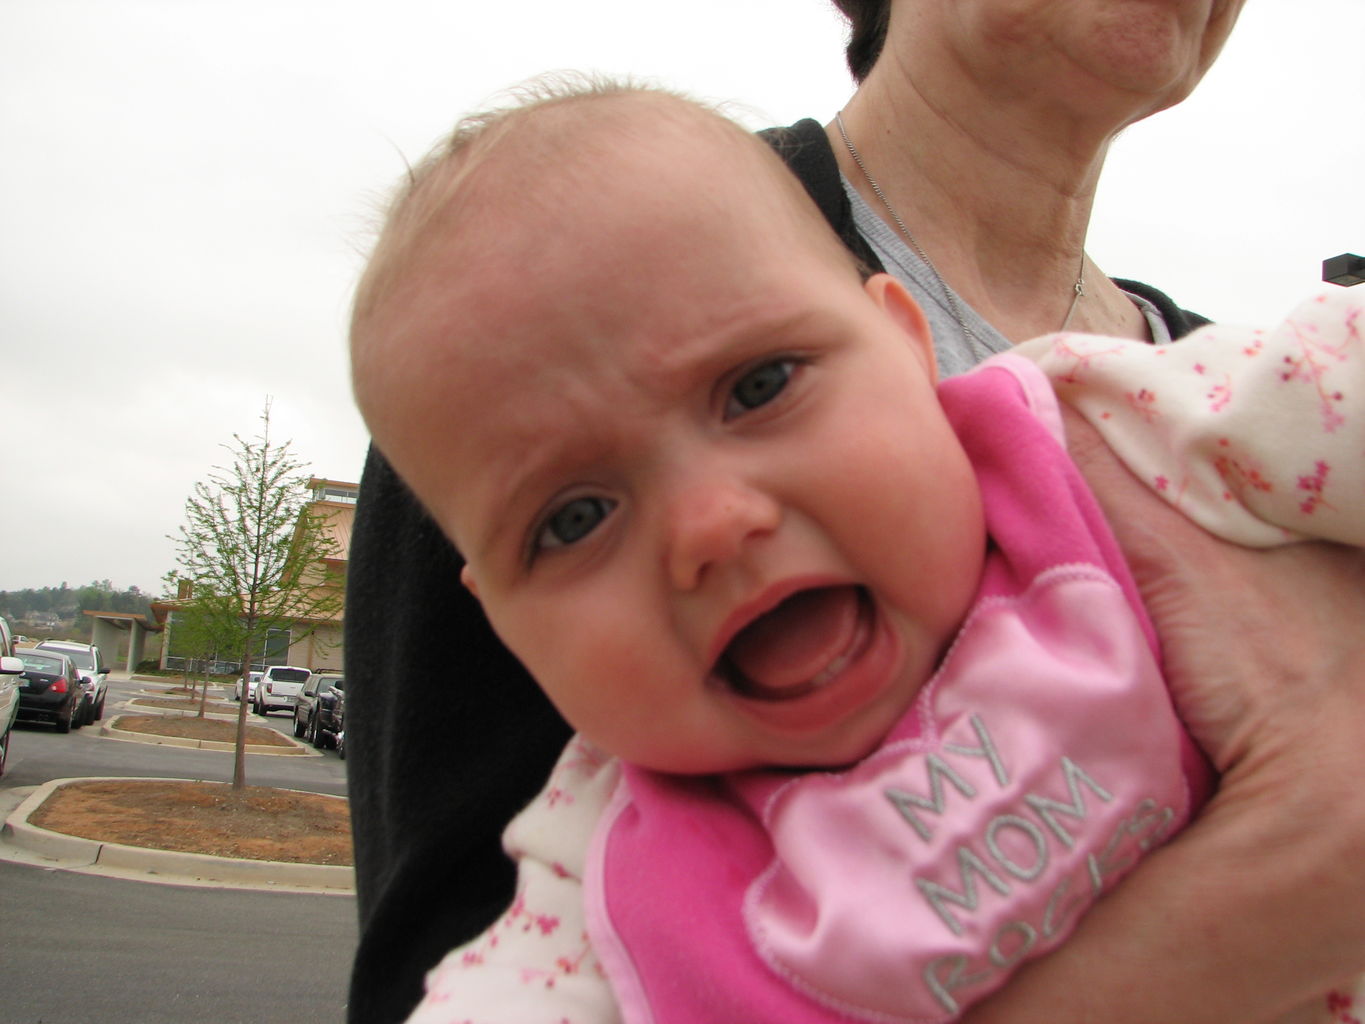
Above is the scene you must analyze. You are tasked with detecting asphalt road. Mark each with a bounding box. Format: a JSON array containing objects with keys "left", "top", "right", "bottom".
[
  {"left": 0, "top": 672, "right": 359, "bottom": 1023},
  {"left": 0, "top": 858, "right": 357, "bottom": 1023},
  {"left": 3, "top": 675, "right": 349, "bottom": 797}
]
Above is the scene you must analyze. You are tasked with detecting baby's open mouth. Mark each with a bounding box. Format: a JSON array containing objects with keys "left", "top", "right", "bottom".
[{"left": 717, "top": 585, "right": 872, "bottom": 702}]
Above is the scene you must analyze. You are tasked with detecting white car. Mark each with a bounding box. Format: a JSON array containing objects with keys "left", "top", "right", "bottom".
[
  {"left": 253, "top": 665, "right": 312, "bottom": 716},
  {"left": 235, "top": 671, "right": 263, "bottom": 702}
]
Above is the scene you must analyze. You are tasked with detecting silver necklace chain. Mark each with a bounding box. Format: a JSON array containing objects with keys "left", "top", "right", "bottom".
[{"left": 834, "top": 112, "right": 1085, "bottom": 360}]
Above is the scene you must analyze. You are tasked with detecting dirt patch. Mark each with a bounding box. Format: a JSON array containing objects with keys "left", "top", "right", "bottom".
[
  {"left": 133, "top": 697, "right": 239, "bottom": 714},
  {"left": 29, "top": 779, "right": 353, "bottom": 865},
  {"left": 155, "top": 686, "right": 233, "bottom": 700},
  {"left": 112, "top": 714, "right": 295, "bottom": 748}
]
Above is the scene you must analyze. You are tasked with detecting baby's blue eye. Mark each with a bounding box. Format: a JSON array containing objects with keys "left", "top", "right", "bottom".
[
  {"left": 538, "top": 496, "right": 615, "bottom": 550},
  {"left": 727, "top": 360, "right": 794, "bottom": 417}
]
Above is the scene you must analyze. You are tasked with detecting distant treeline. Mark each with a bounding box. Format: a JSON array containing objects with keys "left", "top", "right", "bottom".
[{"left": 0, "top": 580, "right": 154, "bottom": 621}]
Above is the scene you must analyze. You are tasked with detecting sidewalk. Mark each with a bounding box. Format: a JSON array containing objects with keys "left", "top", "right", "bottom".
[{"left": 0, "top": 777, "right": 355, "bottom": 895}]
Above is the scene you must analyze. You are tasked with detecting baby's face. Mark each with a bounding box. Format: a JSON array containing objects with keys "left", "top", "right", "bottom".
[{"left": 359, "top": 124, "right": 986, "bottom": 772}]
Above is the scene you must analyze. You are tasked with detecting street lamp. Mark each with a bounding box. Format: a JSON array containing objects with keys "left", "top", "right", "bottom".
[{"left": 1322, "top": 253, "right": 1364, "bottom": 287}]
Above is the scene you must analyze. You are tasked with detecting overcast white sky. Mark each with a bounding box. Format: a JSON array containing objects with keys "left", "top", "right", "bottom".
[{"left": 2, "top": 0, "right": 1361, "bottom": 594}]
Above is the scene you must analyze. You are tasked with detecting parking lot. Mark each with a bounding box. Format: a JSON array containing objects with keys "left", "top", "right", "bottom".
[{"left": 0, "top": 672, "right": 357, "bottom": 1023}]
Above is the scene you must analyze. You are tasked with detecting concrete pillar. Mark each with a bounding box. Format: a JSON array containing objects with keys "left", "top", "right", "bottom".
[
  {"left": 159, "top": 614, "right": 173, "bottom": 670},
  {"left": 91, "top": 618, "right": 120, "bottom": 663},
  {"left": 127, "top": 623, "right": 146, "bottom": 672}
]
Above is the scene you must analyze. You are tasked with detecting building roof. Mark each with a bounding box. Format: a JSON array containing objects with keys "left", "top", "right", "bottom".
[{"left": 84, "top": 609, "right": 165, "bottom": 633}]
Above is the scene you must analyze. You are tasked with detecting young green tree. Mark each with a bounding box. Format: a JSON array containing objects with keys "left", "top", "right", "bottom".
[
  {"left": 167, "top": 400, "right": 343, "bottom": 788},
  {"left": 159, "top": 583, "right": 238, "bottom": 715}
]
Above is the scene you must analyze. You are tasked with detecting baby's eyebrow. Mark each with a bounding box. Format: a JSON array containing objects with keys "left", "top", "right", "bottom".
[
  {"left": 466, "top": 466, "right": 544, "bottom": 563},
  {"left": 465, "top": 435, "right": 597, "bottom": 564},
  {"left": 722, "top": 308, "right": 847, "bottom": 367}
]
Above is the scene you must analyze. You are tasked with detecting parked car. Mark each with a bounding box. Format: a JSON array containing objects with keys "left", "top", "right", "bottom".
[
  {"left": 35, "top": 639, "right": 110, "bottom": 725},
  {"left": 0, "top": 618, "right": 24, "bottom": 776},
  {"left": 293, "top": 670, "right": 343, "bottom": 745},
  {"left": 317, "top": 676, "right": 345, "bottom": 755},
  {"left": 15, "top": 650, "right": 85, "bottom": 733},
  {"left": 235, "top": 670, "right": 263, "bottom": 702},
  {"left": 253, "top": 664, "right": 311, "bottom": 716}
]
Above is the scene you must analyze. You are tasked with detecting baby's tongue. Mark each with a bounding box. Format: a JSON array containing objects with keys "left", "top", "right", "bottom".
[{"left": 725, "top": 586, "right": 860, "bottom": 696}]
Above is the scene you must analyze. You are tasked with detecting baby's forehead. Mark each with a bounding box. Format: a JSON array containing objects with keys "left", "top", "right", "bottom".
[
  {"left": 466, "top": 97, "right": 789, "bottom": 228},
  {"left": 399, "top": 113, "right": 818, "bottom": 316},
  {"left": 365, "top": 89, "right": 849, "bottom": 347},
  {"left": 354, "top": 88, "right": 862, "bottom": 472}
]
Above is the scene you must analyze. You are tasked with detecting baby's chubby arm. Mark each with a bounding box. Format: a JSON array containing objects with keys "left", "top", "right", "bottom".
[
  {"left": 1017, "top": 289, "right": 1365, "bottom": 549},
  {"left": 405, "top": 739, "right": 623, "bottom": 1024},
  {"left": 959, "top": 407, "right": 1365, "bottom": 1024}
]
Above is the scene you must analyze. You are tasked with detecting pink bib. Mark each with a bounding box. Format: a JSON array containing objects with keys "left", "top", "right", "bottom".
[{"left": 586, "top": 357, "right": 1213, "bottom": 1024}]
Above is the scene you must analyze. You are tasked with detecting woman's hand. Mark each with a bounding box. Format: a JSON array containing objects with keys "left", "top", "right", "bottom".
[
  {"left": 962, "top": 410, "right": 1365, "bottom": 1023},
  {"left": 1066, "top": 408, "right": 1365, "bottom": 778}
]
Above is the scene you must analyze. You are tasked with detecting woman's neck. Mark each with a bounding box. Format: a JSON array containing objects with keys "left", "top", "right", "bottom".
[{"left": 830, "top": 65, "right": 1149, "bottom": 343}]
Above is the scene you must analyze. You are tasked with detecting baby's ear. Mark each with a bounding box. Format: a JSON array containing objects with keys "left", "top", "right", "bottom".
[
  {"left": 863, "top": 273, "right": 938, "bottom": 382},
  {"left": 459, "top": 564, "right": 481, "bottom": 600}
]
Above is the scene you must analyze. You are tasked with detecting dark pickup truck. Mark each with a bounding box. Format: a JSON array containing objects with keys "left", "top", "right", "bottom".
[{"left": 293, "top": 670, "right": 344, "bottom": 752}]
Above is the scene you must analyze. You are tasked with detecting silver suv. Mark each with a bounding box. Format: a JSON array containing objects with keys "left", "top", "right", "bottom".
[
  {"left": 0, "top": 618, "right": 24, "bottom": 776},
  {"left": 35, "top": 639, "right": 110, "bottom": 725},
  {"left": 253, "top": 665, "right": 312, "bottom": 716}
]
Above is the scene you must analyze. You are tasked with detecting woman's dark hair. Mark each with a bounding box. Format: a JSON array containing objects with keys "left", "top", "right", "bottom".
[{"left": 832, "top": 0, "right": 890, "bottom": 83}]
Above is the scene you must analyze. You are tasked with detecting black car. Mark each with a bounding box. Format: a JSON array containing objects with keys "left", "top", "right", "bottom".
[
  {"left": 15, "top": 650, "right": 85, "bottom": 733},
  {"left": 294, "top": 670, "right": 344, "bottom": 751},
  {"left": 34, "top": 639, "right": 110, "bottom": 725},
  {"left": 328, "top": 680, "right": 345, "bottom": 759},
  {"left": 310, "top": 674, "right": 344, "bottom": 752},
  {"left": 333, "top": 684, "right": 345, "bottom": 760}
]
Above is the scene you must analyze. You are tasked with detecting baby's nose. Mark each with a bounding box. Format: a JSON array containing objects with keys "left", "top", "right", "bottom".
[{"left": 665, "top": 476, "right": 781, "bottom": 591}]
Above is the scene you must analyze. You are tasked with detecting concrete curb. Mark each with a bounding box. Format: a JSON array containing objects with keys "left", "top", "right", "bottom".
[
  {"left": 100, "top": 715, "right": 315, "bottom": 756},
  {"left": 1, "top": 777, "right": 355, "bottom": 893}
]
